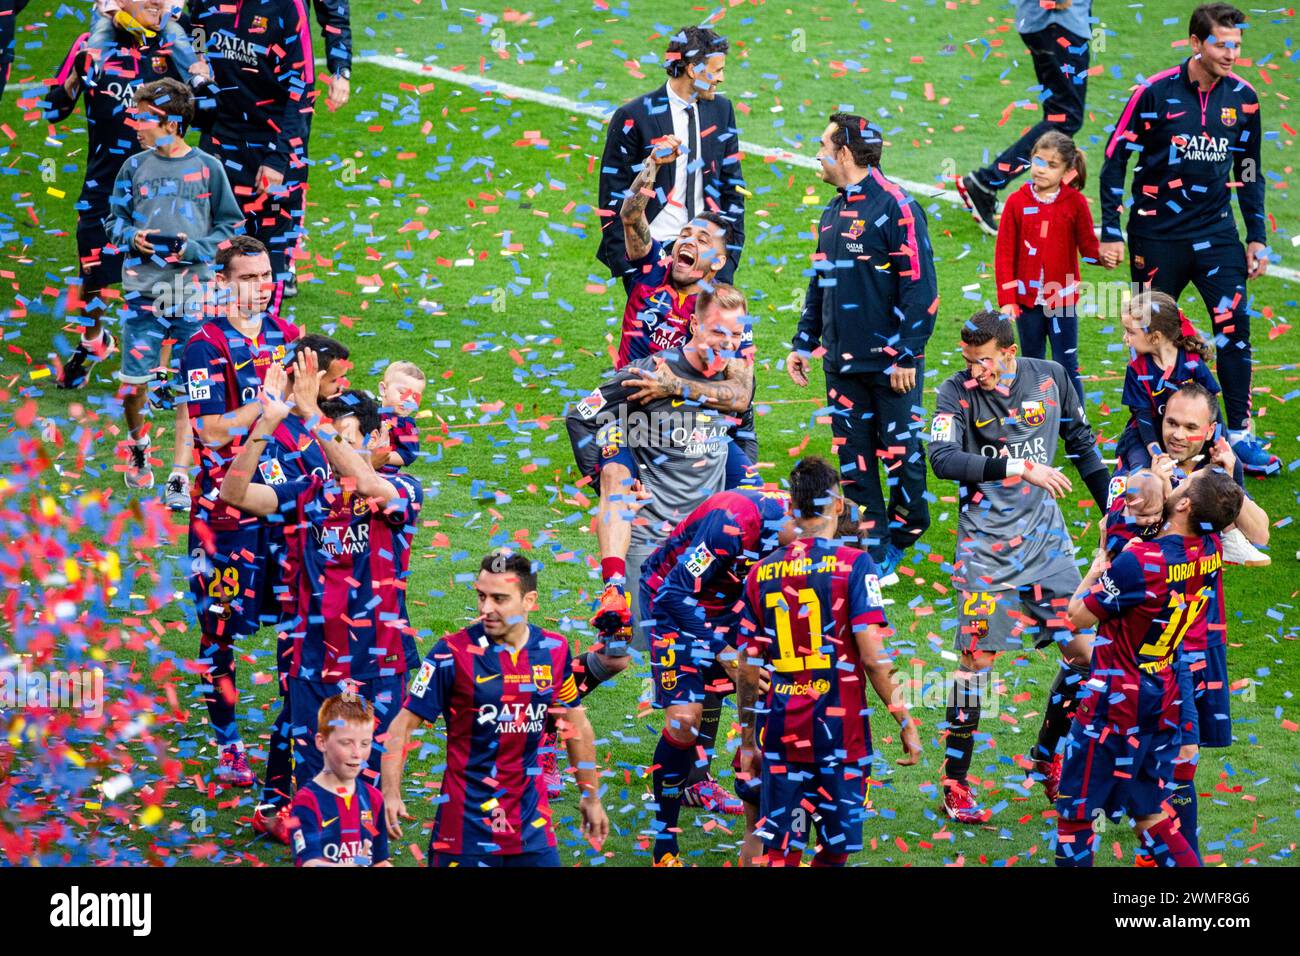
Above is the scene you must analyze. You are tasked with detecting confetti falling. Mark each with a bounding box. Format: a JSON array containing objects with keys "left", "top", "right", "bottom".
[{"left": 0, "top": 0, "right": 1294, "bottom": 868}]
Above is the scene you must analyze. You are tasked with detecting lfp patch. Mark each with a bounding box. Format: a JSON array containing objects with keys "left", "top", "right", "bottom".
[
  {"left": 576, "top": 388, "right": 607, "bottom": 420},
  {"left": 187, "top": 367, "right": 210, "bottom": 401},
  {"left": 410, "top": 660, "right": 434, "bottom": 698},
  {"left": 930, "top": 413, "right": 953, "bottom": 443},
  {"left": 685, "top": 544, "right": 715, "bottom": 579}
]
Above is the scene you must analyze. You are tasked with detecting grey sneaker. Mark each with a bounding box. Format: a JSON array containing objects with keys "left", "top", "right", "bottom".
[
  {"left": 164, "top": 472, "right": 190, "bottom": 511},
  {"left": 125, "top": 441, "right": 154, "bottom": 490}
]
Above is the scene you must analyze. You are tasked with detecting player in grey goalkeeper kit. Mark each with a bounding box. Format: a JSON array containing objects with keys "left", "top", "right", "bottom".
[
  {"left": 928, "top": 310, "right": 1111, "bottom": 824},
  {"left": 565, "top": 285, "right": 755, "bottom": 698}
]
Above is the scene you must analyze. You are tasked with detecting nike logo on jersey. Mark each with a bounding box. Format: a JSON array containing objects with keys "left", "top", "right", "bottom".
[
  {"left": 234, "top": 359, "right": 253, "bottom": 370},
  {"left": 475, "top": 673, "right": 501, "bottom": 684},
  {"left": 975, "top": 418, "right": 996, "bottom": 427}
]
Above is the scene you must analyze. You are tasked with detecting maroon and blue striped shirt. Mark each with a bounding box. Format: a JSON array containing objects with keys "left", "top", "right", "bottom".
[
  {"left": 640, "top": 488, "right": 791, "bottom": 645},
  {"left": 290, "top": 779, "right": 389, "bottom": 867},
  {"left": 1079, "top": 535, "right": 1220, "bottom": 734},
  {"left": 402, "top": 622, "right": 582, "bottom": 859},
  {"left": 738, "top": 538, "right": 889, "bottom": 765},
  {"left": 270, "top": 473, "right": 423, "bottom": 682}
]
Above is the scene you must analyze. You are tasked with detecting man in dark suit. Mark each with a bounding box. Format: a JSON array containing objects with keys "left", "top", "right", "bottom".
[{"left": 596, "top": 25, "right": 745, "bottom": 288}]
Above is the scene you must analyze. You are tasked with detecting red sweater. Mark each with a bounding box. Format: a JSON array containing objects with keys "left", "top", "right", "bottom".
[{"left": 994, "top": 183, "right": 1101, "bottom": 312}]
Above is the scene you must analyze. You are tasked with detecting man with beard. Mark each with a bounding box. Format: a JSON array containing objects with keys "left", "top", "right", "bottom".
[{"left": 1057, "top": 468, "right": 1244, "bottom": 867}]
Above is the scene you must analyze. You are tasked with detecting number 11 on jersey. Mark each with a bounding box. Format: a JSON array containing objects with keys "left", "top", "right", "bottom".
[{"left": 765, "top": 588, "right": 831, "bottom": 674}]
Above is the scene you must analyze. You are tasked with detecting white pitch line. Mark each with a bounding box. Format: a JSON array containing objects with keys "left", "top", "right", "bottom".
[{"left": 353, "top": 53, "right": 1299, "bottom": 286}]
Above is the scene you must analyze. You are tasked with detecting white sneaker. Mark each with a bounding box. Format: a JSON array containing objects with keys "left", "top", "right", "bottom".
[
  {"left": 164, "top": 472, "right": 190, "bottom": 511},
  {"left": 1222, "top": 527, "right": 1270, "bottom": 567}
]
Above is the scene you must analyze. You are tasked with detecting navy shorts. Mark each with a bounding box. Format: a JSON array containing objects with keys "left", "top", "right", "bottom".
[
  {"left": 188, "top": 523, "right": 269, "bottom": 643},
  {"left": 756, "top": 759, "right": 869, "bottom": 855},
  {"left": 1056, "top": 722, "right": 1180, "bottom": 822},
  {"left": 1188, "top": 642, "right": 1232, "bottom": 749},
  {"left": 428, "top": 847, "right": 560, "bottom": 868},
  {"left": 288, "top": 673, "right": 407, "bottom": 789},
  {"left": 646, "top": 621, "right": 735, "bottom": 709}
]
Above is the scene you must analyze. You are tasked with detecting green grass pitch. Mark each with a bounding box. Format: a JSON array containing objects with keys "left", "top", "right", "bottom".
[{"left": 2, "top": 0, "right": 1297, "bottom": 866}]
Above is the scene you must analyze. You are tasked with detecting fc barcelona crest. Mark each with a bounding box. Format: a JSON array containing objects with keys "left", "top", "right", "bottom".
[
  {"left": 660, "top": 669, "right": 677, "bottom": 690},
  {"left": 1022, "top": 401, "right": 1046, "bottom": 427},
  {"left": 250, "top": 15, "right": 269, "bottom": 33},
  {"left": 532, "top": 664, "right": 552, "bottom": 690},
  {"left": 1221, "top": 107, "right": 1237, "bottom": 127},
  {"left": 151, "top": 55, "right": 169, "bottom": 74},
  {"left": 846, "top": 219, "right": 866, "bottom": 240}
]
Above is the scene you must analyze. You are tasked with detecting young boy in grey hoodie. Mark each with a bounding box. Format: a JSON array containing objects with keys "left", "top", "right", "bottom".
[{"left": 106, "top": 76, "right": 242, "bottom": 503}]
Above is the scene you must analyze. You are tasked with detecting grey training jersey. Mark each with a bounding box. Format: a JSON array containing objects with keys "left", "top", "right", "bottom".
[
  {"left": 105, "top": 147, "right": 242, "bottom": 310},
  {"left": 929, "top": 356, "right": 1103, "bottom": 591},
  {"left": 566, "top": 349, "right": 734, "bottom": 546}
]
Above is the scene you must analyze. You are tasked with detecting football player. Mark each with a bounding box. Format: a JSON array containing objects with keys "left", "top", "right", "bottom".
[
  {"left": 929, "top": 310, "right": 1111, "bottom": 822},
  {"left": 736, "top": 457, "right": 920, "bottom": 866}
]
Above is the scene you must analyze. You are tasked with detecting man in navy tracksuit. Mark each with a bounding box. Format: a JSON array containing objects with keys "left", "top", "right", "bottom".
[
  {"left": 191, "top": 0, "right": 351, "bottom": 296},
  {"left": 957, "top": 0, "right": 1093, "bottom": 235},
  {"left": 42, "top": 0, "right": 216, "bottom": 389},
  {"left": 786, "top": 113, "right": 936, "bottom": 579},
  {"left": 1098, "top": 3, "right": 1277, "bottom": 475}
]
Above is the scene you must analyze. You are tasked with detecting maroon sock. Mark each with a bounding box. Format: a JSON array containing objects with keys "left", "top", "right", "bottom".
[
  {"left": 1148, "top": 816, "right": 1202, "bottom": 867},
  {"left": 600, "top": 556, "right": 626, "bottom": 583}
]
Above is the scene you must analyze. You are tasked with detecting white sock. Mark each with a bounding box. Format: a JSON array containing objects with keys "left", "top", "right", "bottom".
[{"left": 80, "top": 328, "right": 106, "bottom": 347}]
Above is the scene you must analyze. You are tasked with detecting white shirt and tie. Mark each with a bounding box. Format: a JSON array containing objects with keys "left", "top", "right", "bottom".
[{"left": 649, "top": 87, "right": 706, "bottom": 245}]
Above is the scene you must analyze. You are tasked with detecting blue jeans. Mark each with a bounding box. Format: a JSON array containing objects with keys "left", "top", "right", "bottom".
[{"left": 1015, "top": 305, "right": 1084, "bottom": 405}]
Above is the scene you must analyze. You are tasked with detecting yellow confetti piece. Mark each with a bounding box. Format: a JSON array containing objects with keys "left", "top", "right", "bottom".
[
  {"left": 47, "top": 187, "right": 66, "bottom": 199},
  {"left": 84, "top": 802, "right": 102, "bottom": 811},
  {"left": 8, "top": 717, "right": 25, "bottom": 746},
  {"left": 139, "top": 805, "right": 162, "bottom": 826},
  {"left": 480, "top": 797, "right": 499, "bottom": 812},
  {"left": 531, "top": 816, "right": 548, "bottom": 829},
  {"left": 40, "top": 496, "right": 56, "bottom": 517},
  {"left": 65, "top": 748, "right": 85, "bottom": 768},
  {"left": 30, "top": 368, "right": 50, "bottom": 380},
  {"left": 64, "top": 558, "right": 80, "bottom": 584}
]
